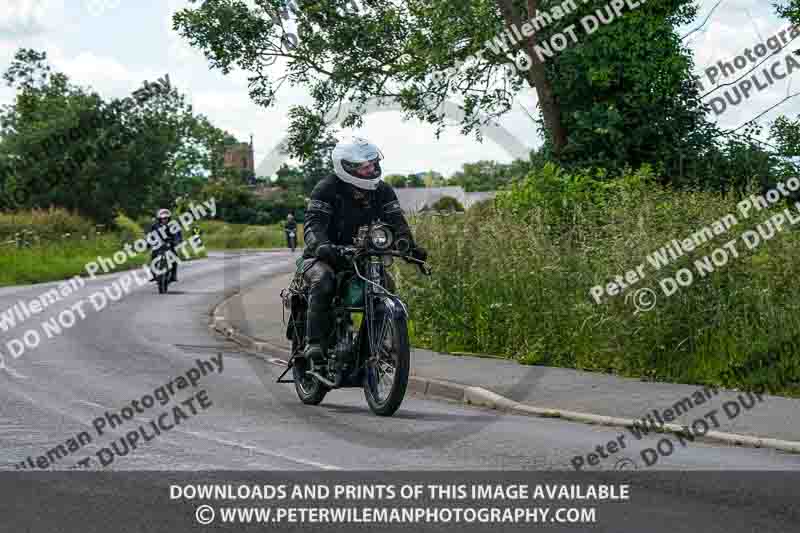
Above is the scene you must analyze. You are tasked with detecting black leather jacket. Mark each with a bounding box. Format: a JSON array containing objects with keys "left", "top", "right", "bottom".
[
  {"left": 148, "top": 221, "right": 182, "bottom": 251},
  {"left": 302, "top": 176, "right": 414, "bottom": 259}
]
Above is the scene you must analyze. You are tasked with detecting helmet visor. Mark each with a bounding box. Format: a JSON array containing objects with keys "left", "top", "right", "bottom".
[{"left": 342, "top": 156, "right": 382, "bottom": 180}]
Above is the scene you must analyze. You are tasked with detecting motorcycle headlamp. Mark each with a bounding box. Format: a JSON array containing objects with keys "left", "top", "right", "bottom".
[{"left": 369, "top": 225, "right": 393, "bottom": 250}]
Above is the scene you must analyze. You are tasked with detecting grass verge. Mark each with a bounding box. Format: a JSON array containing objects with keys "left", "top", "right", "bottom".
[
  {"left": 0, "top": 209, "right": 207, "bottom": 286},
  {"left": 197, "top": 220, "right": 303, "bottom": 249}
]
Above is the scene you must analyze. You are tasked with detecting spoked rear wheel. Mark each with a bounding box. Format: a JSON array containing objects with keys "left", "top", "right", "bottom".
[
  {"left": 291, "top": 319, "right": 328, "bottom": 405},
  {"left": 364, "top": 316, "right": 410, "bottom": 416}
]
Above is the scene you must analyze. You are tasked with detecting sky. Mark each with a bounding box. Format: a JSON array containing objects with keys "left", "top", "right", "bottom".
[{"left": 0, "top": 0, "right": 798, "bottom": 178}]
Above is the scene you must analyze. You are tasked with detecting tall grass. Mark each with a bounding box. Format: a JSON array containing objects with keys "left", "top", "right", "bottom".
[
  {"left": 198, "top": 220, "right": 302, "bottom": 249},
  {"left": 397, "top": 164, "right": 800, "bottom": 395},
  {"left": 0, "top": 235, "right": 151, "bottom": 286},
  {"left": 0, "top": 207, "right": 101, "bottom": 244}
]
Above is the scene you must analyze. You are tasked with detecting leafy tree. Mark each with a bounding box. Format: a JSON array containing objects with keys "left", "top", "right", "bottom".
[
  {"left": 772, "top": 116, "right": 800, "bottom": 156},
  {"left": 0, "top": 49, "right": 148, "bottom": 221},
  {"left": 296, "top": 131, "right": 338, "bottom": 195},
  {"left": 385, "top": 173, "right": 427, "bottom": 188},
  {"left": 764, "top": 116, "right": 800, "bottom": 192},
  {"left": 0, "top": 48, "right": 234, "bottom": 221},
  {"left": 422, "top": 171, "right": 445, "bottom": 187},
  {"left": 406, "top": 173, "right": 425, "bottom": 188},
  {"left": 173, "top": 0, "right": 715, "bottom": 177},
  {"left": 274, "top": 163, "right": 303, "bottom": 190},
  {"left": 535, "top": 0, "right": 714, "bottom": 176},
  {"left": 199, "top": 180, "right": 255, "bottom": 222},
  {"left": 384, "top": 174, "right": 408, "bottom": 188},
  {"left": 173, "top": 0, "right": 550, "bottom": 157},
  {"left": 775, "top": 1, "right": 800, "bottom": 28},
  {"left": 450, "top": 160, "right": 516, "bottom": 192}
]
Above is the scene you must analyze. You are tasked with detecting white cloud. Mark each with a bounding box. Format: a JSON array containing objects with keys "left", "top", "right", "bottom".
[
  {"left": 0, "top": 0, "right": 66, "bottom": 37},
  {"left": 47, "top": 50, "right": 164, "bottom": 99}
]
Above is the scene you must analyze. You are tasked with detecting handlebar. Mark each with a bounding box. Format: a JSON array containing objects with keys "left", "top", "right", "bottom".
[{"left": 339, "top": 247, "right": 432, "bottom": 276}]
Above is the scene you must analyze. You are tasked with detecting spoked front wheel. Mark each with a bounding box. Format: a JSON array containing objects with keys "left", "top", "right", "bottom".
[
  {"left": 363, "top": 316, "right": 410, "bottom": 416},
  {"left": 155, "top": 258, "right": 169, "bottom": 294},
  {"left": 158, "top": 273, "right": 169, "bottom": 294}
]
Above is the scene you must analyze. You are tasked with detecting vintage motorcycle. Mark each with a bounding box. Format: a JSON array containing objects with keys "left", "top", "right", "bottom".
[
  {"left": 286, "top": 230, "right": 297, "bottom": 252},
  {"left": 152, "top": 246, "right": 172, "bottom": 294},
  {"left": 279, "top": 222, "right": 432, "bottom": 416}
]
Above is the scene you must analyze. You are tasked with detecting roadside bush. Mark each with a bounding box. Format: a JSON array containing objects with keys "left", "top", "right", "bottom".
[
  {"left": 399, "top": 164, "right": 800, "bottom": 396},
  {"left": 466, "top": 198, "right": 496, "bottom": 220},
  {"left": 0, "top": 207, "right": 96, "bottom": 242},
  {"left": 429, "top": 196, "right": 465, "bottom": 212},
  {"left": 196, "top": 182, "right": 305, "bottom": 226},
  {"left": 114, "top": 212, "right": 144, "bottom": 244},
  {"left": 197, "top": 220, "right": 303, "bottom": 249}
]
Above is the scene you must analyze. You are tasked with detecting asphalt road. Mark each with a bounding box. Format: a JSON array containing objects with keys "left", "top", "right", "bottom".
[{"left": 1, "top": 251, "right": 799, "bottom": 531}]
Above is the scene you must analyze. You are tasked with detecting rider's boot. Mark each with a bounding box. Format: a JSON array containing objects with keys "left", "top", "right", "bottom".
[
  {"left": 302, "top": 310, "right": 331, "bottom": 366},
  {"left": 302, "top": 343, "right": 324, "bottom": 366}
]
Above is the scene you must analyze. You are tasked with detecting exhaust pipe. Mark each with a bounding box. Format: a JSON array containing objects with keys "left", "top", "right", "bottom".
[{"left": 307, "top": 371, "right": 338, "bottom": 388}]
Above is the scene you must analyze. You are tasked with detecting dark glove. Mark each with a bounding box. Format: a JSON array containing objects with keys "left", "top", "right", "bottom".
[
  {"left": 411, "top": 246, "right": 428, "bottom": 261},
  {"left": 316, "top": 243, "right": 341, "bottom": 265},
  {"left": 411, "top": 246, "right": 428, "bottom": 262}
]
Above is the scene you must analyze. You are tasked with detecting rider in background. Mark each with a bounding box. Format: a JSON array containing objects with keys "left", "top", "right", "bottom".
[
  {"left": 192, "top": 226, "right": 202, "bottom": 248},
  {"left": 148, "top": 208, "right": 182, "bottom": 283},
  {"left": 285, "top": 213, "right": 297, "bottom": 250},
  {"left": 299, "top": 137, "right": 427, "bottom": 364}
]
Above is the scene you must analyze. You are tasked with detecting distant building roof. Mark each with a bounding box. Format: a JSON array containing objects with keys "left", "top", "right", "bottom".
[
  {"left": 394, "top": 186, "right": 496, "bottom": 213},
  {"left": 411, "top": 171, "right": 443, "bottom": 178}
]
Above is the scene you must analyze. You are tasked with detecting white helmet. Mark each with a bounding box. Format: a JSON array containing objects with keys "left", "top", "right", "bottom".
[
  {"left": 331, "top": 137, "right": 384, "bottom": 190},
  {"left": 157, "top": 208, "right": 171, "bottom": 219}
]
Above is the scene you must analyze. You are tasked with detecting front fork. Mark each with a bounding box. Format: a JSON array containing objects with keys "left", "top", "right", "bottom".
[
  {"left": 364, "top": 258, "right": 383, "bottom": 358},
  {"left": 364, "top": 258, "right": 407, "bottom": 358}
]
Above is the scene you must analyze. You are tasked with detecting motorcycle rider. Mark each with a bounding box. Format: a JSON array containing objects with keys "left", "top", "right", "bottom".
[
  {"left": 285, "top": 213, "right": 297, "bottom": 250},
  {"left": 148, "top": 208, "right": 182, "bottom": 283},
  {"left": 299, "top": 137, "right": 427, "bottom": 364},
  {"left": 191, "top": 226, "right": 203, "bottom": 248}
]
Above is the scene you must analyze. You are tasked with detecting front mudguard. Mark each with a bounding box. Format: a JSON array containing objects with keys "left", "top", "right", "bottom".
[
  {"left": 362, "top": 294, "right": 408, "bottom": 356},
  {"left": 376, "top": 294, "right": 408, "bottom": 322}
]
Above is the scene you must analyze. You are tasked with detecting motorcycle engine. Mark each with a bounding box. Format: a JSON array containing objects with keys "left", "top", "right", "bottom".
[{"left": 332, "top": 323, "right": 355, "bottom": 365}]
